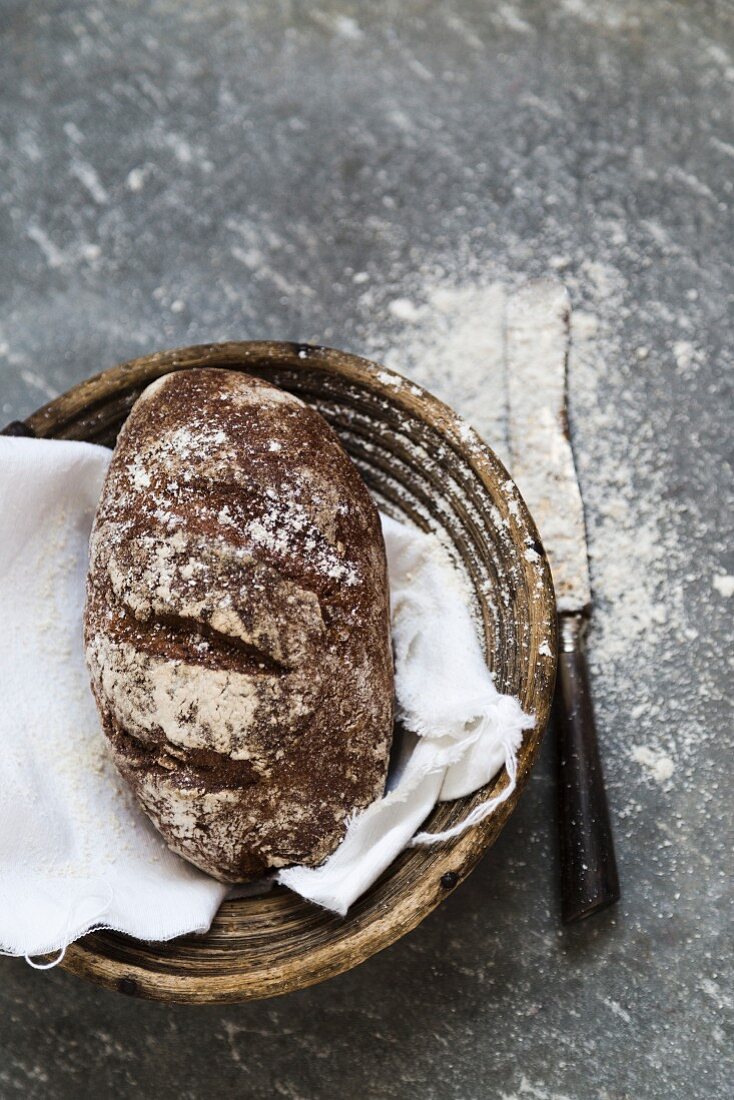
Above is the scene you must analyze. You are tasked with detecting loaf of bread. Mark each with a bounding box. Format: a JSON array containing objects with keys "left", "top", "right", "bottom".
[{"left": 84, "top": 368, "right": 394, "bottom": 882}]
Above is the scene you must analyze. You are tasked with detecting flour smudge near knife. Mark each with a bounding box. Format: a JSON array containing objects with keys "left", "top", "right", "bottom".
[{"left": 360, "top": 266, "right": 696, "bottom": 810}]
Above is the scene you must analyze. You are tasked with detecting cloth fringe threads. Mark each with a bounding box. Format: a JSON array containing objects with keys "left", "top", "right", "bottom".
[
  {"left": 22, "top": 884, "right": 114, "bottom": 970},
  {"left": 412, "top": 734, "right": 519, "bottom": 845}
]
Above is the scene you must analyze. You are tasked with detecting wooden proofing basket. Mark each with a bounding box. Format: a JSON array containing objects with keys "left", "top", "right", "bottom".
[{"left": 14, "top": 341, "right": 557, "bottom": 1004}]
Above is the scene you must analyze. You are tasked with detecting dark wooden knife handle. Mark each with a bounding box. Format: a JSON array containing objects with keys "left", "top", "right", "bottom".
[
  {"left": 557, "top": 613, "right": 620, "bottom": 923},
  {"left": 1, "top": 420, "right": 35, "bottom": 437}
]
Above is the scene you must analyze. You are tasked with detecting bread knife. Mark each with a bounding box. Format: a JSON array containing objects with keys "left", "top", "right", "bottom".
[{"left": 506, "top": 280, "right": 620, "bottom": 923}]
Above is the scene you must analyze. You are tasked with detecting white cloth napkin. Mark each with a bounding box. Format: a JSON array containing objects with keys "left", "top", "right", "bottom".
[
  {"left": 0, "top": 438, "right": 228, "bottom": 963},
  {"left": 0, "top": 435, "right": 532, "bottom": 959}
]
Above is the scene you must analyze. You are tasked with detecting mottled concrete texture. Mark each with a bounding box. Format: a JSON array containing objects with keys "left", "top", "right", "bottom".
[{"left": 1, "top": 2, "right": 732, "bottom": 1098}]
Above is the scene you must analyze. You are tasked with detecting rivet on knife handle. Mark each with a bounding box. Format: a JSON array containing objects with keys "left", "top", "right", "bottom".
[{"left": 557, "top": 614, "right": 620, "bottom": 923}]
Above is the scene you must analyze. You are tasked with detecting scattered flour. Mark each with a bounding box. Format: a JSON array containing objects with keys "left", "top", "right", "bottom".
[
  {"left": 712, "top": 574, "right": 734, "bottom": 598},
  {"left": 69, "top": 159, "right": 109, "bottom": 205},
  {"left": 360, "top": 253, "right": 702, "bottom": 805},
  {"left": 388, "top": 297, "right": 422, "bottom": 323},
  {"left": 630, "top": 746, "right": 675, "bottom": 786},
  {"left": 125, "top": 166, "right": 146, "bottom": 192},
  {"left": 380, "top": 282, "right": 509, "bottom": 459}
]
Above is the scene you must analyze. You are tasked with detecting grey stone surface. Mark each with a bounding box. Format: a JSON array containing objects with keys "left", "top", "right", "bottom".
[{"left": 1, "top": 2, "right": 732, "bottom": 1097}]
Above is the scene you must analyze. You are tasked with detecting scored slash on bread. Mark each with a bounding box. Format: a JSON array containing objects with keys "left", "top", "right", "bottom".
[{"left": 84, "top": 368, "right": 394, "bottom": 882}]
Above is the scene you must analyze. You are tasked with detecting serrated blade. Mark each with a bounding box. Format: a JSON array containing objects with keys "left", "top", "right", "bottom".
[{"left": 506, "top": 280, "right": 592, "bottom": 615}]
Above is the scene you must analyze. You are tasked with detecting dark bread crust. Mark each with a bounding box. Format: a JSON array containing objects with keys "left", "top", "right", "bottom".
[{"left": 84, "top": 368, "right": 394, "bottom": 882}]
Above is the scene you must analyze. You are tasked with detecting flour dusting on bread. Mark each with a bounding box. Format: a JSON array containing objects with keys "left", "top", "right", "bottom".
[{"left": 84, "top": 368, "right": 394, "bottom": 882}]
